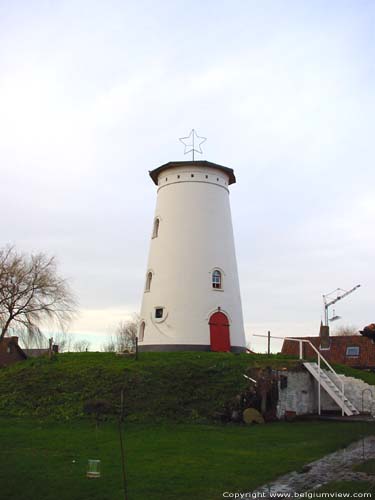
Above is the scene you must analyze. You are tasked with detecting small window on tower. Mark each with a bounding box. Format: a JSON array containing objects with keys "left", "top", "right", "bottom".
[
  {"left": 212, "top": 270, "right": 222, "bottom": 289},
  {"left": 145, "top": 272, "right": 152, "bottom": 292},
  {"left": 155, "top": 307, "right": 164, "bottom": 319},
  {"left": 152, "top": 218, "right": 160, "bottom": 238}
]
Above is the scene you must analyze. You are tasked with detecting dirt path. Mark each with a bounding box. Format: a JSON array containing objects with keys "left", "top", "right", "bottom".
[{"left": 254, "top": 436, "right": 375, "bottom": 497}]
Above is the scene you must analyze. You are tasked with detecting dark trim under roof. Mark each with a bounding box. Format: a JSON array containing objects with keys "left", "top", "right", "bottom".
[{"left": 149, "top": 160, "right": 236, "bottom": 185}]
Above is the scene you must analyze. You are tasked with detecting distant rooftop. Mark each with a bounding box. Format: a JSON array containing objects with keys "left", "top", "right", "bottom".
[{"left": 149, "top": 160, "right": 236, "bottom": 186}]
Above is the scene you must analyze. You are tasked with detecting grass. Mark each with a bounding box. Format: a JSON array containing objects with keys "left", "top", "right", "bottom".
[
  {"left": 0, "top": 351, "right": 300, "bottom": 421},
  {"left": 0, "top": 351, "right": 374, "bottom": 422},
  {"left": 0, "top": 418, "right": 374, "bottom": 500},
  {"left": 354, "top": 458, "right": 375, "bottom": 475},
  {"left": 334, "top": 364, "right": 375, "bottom": 386}
]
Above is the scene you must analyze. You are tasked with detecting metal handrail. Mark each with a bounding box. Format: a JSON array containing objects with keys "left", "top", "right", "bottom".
[
  {"left": 252, "top": 333, "right": 350, "bottom": 415},
  {"left": 286, "top": 337, "right": 345, "bottom": 416}
]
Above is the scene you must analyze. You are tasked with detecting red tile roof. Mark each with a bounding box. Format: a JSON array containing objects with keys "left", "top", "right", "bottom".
[{"left": 281, "top": 335, "right": 375, "bottom": 369}]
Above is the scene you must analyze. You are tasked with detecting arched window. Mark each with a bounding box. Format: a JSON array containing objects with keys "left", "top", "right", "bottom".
[
  {"left": 152, "top": 218, "right": 160, "bottom": 238},
  {"left": 145, "top": 271, "right": 152, "bottom": 292},
  {"left": 139, "top": 321, "right": 145, "bottom": 342},
  {"left": 212, "top": 270, "right": 222, "bottom": 289}
]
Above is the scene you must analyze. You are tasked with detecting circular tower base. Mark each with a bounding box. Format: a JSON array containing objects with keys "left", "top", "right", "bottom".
[{"left": 138, "top": 344, "right": 247, "bottom": 353}]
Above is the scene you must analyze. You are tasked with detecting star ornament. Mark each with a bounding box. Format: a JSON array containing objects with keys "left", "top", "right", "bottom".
[{"left": 179, "top": 129, "right": 207, "bottom": 160}]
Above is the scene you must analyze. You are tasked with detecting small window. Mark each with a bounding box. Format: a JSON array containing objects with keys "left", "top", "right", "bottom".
[
  {"left": 205, "top": 175, "right": 208, "bottom": 179},
  {"left": 7, "top": 346, "right": 11, "bottom": 354},
  {"left": 346, "top": 346, "right": 360, "bottom": 357},
  {"left": 191, "top": 174, "right": 194, "bottom": 178},
  {"left": 152, "top": 218, "right": 160, "bottom": 238},
  {"left": 177, "top": 175, "right": 180, "bottom": 179},
  {"left": 145, "top": 272, "right": 152, "bottom": 292},
  {"left": 212, "top": 270, "right": 222, "bottom": 289},
  {"left": 139, "top": 321, "right": 145, "bottom": 342},
  {"left": 155, "top": 307, "right": 164, "bottom": 319}
]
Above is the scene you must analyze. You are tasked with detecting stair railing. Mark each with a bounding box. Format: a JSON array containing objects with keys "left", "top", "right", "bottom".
[{"left": 286, "top": 337, "right": 345, "bottom": 416}]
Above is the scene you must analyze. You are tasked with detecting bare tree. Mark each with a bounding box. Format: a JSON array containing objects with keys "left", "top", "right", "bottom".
[
  {"left": 73, "top": 339, "right": 91, "bottom": 352},
  {"left": 101, "top": 336, "right": 116, "bottom": 352},
  {"left": 0, "top": 245, "right": 77, "bottom": 343},
  {"left": 54, "top": 331, "right": 75, "bottom": 353},
  {"left": 102, "top": 315, "right": 139, "bottom": 352},
  {"left": 18, "top": 330, "right": 47, "bottom": 349},
  {"left": 332, "top": 324, "right": 359, "bottom": 336},
  {"left": 115, "top": 316, "right": 139, "bottom": 352}
]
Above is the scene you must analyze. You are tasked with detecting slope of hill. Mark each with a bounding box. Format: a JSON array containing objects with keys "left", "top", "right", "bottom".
[
  {"left": 1, "top": 352, "right": 374, "bottom": 422},
  {"left": 0, "top": 352, "right": 299, "bottom": 421}
]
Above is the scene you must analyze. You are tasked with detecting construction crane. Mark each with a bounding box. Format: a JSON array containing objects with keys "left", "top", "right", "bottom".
[{"left": 322, "top": 284, "right": 361, "bottom": 326}]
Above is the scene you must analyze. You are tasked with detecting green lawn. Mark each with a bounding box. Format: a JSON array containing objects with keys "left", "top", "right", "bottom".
[
  {"left": 1, "top": 418, "right": 374, "bottom": 500},
  {"left": 354, "top": 458, "right": 375, "bottom": 475}
]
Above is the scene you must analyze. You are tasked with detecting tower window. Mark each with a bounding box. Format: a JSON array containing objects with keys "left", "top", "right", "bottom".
[
  {"left": 145, "top": 272, "right": 152, "bottom": 292},
  {"left": 155, "top": 307, "right": 164, "bottom": 319},
  {"left": 152, "top": 218, "right": 160, "bottom": 238},
  {"left": 139, "top": 321, "right": 145, "bottom": 342},
  {"left": 212, "top": 270, "right": 222, "bottom": 289}
]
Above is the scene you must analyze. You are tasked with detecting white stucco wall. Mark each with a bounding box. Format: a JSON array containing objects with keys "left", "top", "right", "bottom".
[
  {"left": 277, "top": 369, "right": 375, "bottom": 418},
  {"left": 139, "top": 162, "right": 246, "bottom": 350}
]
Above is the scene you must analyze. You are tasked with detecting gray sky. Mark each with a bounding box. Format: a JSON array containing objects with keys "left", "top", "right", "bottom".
[{"left": 1, "top": 0, "right": 374, "bottom": 351}]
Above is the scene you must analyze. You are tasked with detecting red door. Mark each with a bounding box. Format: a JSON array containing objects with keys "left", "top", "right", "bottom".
[{"left": 209, "top": 312, "right": 231, "bottom": 352}]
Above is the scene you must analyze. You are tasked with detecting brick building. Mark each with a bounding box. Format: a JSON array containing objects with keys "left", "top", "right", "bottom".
[
  {"left": 282, "top": 332, "right": 375, "bottom": 369},
  {"left": 0, "top": 337, "right": 27, "bottom": 368}
]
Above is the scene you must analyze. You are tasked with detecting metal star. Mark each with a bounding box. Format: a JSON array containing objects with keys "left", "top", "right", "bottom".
[{"left": 179, "top": 129, "right": 207, "bottom": 161}]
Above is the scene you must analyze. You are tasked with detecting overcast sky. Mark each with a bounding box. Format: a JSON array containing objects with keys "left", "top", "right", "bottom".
[{"left": 1, "top": 0, "right": 374, "bottom": 351}]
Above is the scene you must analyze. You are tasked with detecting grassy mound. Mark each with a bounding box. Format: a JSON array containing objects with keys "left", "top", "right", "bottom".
[
  {"left": 0, "top": 351, "right": 298, "bottom": 421},
  {"left": 1, "top": 351, "right": 374, "bottom": 422}
]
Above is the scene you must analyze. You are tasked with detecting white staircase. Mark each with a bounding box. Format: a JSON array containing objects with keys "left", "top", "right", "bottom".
[{"left": 304, "top": 362, "right": 360, "bottom": 416}]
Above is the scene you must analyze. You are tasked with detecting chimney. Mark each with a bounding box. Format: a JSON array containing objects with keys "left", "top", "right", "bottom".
[{"left": 319, "top": 321, "right": 330, "bottom": 349}]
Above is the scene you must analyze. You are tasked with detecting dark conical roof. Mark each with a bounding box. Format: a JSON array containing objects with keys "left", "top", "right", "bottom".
[{"left": 149, "top": 160, "right": 236, "bottom": 185}]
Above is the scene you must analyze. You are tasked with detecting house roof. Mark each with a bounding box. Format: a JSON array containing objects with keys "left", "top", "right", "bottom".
[
  {"left": 23, "top": 348, "right": 50, "bottom": 358},
  {"left": 0, "top": 337, "right": 27, "bottom": 359},
  {"left": 149, "top": 160, "right": 236, "bottom": 185},
  {"left": 281, "top": 335, "right": 375, "bottom": 368}
]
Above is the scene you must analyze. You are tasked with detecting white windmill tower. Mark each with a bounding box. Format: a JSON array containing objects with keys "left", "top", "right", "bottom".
[{"left": 138, "top": 130, "right": 246, "bottom": 352}]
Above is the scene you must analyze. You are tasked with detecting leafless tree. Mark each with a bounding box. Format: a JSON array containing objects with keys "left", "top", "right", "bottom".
[
  {"left": 0, "top": 245, "right": 77, "bottom": 344},
  {"left": 54, "top": 331, "right": 75, "bottom": 353},
  {"left": 102, "top": 336, "right": 116, "bottom": 352},
  {"left": 102, "top": 315, "right": 139, "bottom": 352},
  {"left": 332, "top": 324, "right": 359, "bottom": 336},
  {"left": 73, "top": 339, "right": 91, "bottom": 352}
]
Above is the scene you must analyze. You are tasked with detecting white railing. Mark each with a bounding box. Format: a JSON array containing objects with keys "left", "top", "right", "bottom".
[
  {"left": 253, "top": 334, "right": 346, "bottom": 416},
  {"left": 287, "top": 337, "right": 345, "bottom": 416}
]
